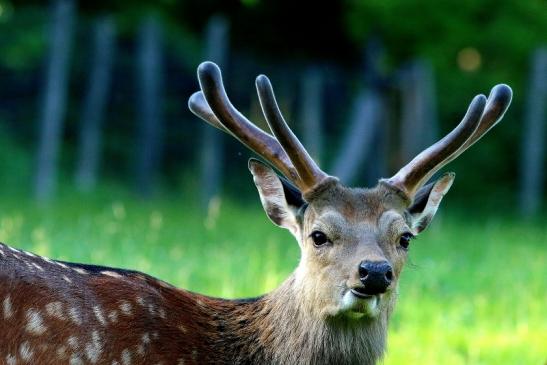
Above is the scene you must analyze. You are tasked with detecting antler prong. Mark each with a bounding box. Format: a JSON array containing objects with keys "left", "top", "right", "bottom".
[
  {"left": 188, "top": 91, "right": 229, "bottom": 133},
  {"left": 255, "top": 75, "right": 328, "bottom": 188}
]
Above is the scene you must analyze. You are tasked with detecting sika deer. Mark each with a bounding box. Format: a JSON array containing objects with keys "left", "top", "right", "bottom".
[{"left": 0, "top": 61, "right": 511, "bottom": 365}]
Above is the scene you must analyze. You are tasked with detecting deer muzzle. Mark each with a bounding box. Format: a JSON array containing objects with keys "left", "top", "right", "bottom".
[{"left": 356, "top": 260, "right": 393, "bottom": 295}]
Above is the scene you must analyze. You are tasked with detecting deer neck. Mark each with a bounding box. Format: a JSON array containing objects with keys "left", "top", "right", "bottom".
[{"left": 210, "top": 273, "right": 390, "bottom": 365}]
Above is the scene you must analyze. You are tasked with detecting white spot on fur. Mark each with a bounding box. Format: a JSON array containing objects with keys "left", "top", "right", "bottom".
[
  {"left": 31, "top": 263, "right": 44, "bottom": 271},
  {"left": 102, "top": 270, "right": 122, "bottom": 278},
  {"left": 70, "top": 355, "right": 84, "bottom": 365},
  {"left": 119, "top": 301, "right": 132, "bottom": 316},
  {"left": 3, "top": 295, "right": 13, "bottom": 319},
  {"left": 121, "top": 349, "right": 132, "bottom": 365},
  {"left": 136, "top": 297, "right": 145, "bottom": 307},
  {"left": 26, "top": 309, "right": 47, "bottom": 335},
  {"left": 24, "top": 251, "right": 36, "bottom": 257},
  {"left": 57, "top": 345, "right": 68, "bottom": 359},
  {"left": 112, "top": 362, "right": 120, "bottom": 365},
  {"left": 141, "top": 333, "right": 151, "bottom": 344},
  {"left": 56, "top": 261, "right": 69, "bottom": 269},
  {"left": 147, "top": 303, "right": 156, "bottom": 316},
  {"left": 0, "top": 248, "right": 4, "bottom": 257},
  {"left": 159, "top": 308, "right": 166, "bottom": 319},
  {"left": 93, "top": 306, "right": 107, "bottom": 325},
  {"left": 43, "top": 256, "right": 54, "bottom": 263},
  {"left": 8, "top": 246, "right": 19, "bottom": 253},
  {"left": 19, "top": 341, "right": 34, "bottom": 361},
  {"left": 85, "top": 330, "right": 103, "bottom": 364},
  {"left": 5, "top": 354, "right": 16, "bottom": 365},
  {"left": 67, "top": 336, "right": 79, "bottom": 349},
  {"left": 136, "top": 344, "right": 145, "bottom": 356},
  {"left": 69, "top": 307, "right": 83, "bottom": 325},
  {"left": 13, "top": 254, "right": 22, "bottom": 260},
  {"left": 178, "top": 325, "right": 187, "bottom": 333},
  {"left": 108, "top": 310, "right": 118, "bottom": 323},
  {"left": 45, "top": 302, "right": 65, "bottom": 320},
  {"left": 152, "top": 331, "right": 159, "bottom": 340},
  {"left": 62, "top": 275, "right": 72, "bottom": 283},
  {"left": 177, "top": 359, "right": 185, "bottom": 365},
  {"left": 73, "top": 268, "right": 88, "bottom": 275}
]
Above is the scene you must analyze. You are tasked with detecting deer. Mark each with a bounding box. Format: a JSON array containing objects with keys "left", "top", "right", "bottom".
[{"left": 0, "top": 61, "right": 511, "bottom": 365}]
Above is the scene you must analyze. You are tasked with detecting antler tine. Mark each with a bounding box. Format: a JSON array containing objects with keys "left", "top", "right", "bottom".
[
  {"left": 188, "top": 91, "right": 230, "bottom": 133},
  {"left": 385, "top": 93, "right": 487, "bottom": 198},
  {"left": 255, "top": 75, "right": 329, "bottom": 191},
  {"left": 195, "top": 61, "right": 301, "bottom": 183},
  {"left": 444, "top": 84, "right": 512, "bottom": 165}
]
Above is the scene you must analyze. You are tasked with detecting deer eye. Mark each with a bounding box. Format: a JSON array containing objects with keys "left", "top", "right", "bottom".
[
  {"left": 310, "top": 231, "right": 329, "bottom": 247},
  {"left": 399, "top": 232, "right": 414, "bottom": 249}
]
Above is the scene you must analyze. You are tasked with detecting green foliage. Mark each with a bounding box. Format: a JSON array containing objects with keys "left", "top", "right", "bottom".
[
  {"left": 0, "top": 124, "right": 32, "bottom": 192},
  {"left": 0, "top": 5, "right": 47, "bottom": 71},
  {"left": 0, "top": 189, "right": 544, "bottom": 364}
]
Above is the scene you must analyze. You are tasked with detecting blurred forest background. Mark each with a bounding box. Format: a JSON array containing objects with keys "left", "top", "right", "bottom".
[
  {"left": 0, "top": 0, "right": 544, "bottom": 212},
  {"left": 0, "top": 0, "right": 545, "bottom": 364}
]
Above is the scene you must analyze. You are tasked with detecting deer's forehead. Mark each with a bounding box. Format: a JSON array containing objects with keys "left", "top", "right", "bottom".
[
  {"left": 308, "top": 187, "right": 393, "bottom": 219},
  {"left": 306, "top": 188, "right": 403, "bottom": 230}
]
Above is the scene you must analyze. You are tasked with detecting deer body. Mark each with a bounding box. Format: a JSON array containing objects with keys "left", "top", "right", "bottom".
[
  {"left": 1, "top": 241, "right": 387, "bottom": 365},
  {"left": 0, "top": 61, "right": 512, "bottom": 364}
]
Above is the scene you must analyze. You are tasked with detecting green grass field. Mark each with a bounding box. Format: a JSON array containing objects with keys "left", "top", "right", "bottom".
[{"left": 0, "top": 192, "right": 545, "bottom": 364}]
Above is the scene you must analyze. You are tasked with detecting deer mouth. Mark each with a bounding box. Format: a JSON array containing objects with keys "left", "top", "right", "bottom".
[
  {"left": 340, "top": 287, "right": 380, "bottom": 318},
  {"left": 350, "top": 287, "right": 374, "bottom": 299}
]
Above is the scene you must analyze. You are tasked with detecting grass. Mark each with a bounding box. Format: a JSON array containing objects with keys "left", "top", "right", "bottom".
[{"left": 0, "top": 191, "right": 545, "bottom": 364}]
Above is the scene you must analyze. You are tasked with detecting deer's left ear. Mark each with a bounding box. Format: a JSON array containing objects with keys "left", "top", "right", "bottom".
[
  {"left": 248, "top": 159, "right": 304, "bottom": 237},
  {"left": 407, "top": 172, "right": 455, "bottom": 234}
]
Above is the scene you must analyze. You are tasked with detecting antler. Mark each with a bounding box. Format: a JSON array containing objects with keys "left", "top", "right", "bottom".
[
  {"left": 188, "top": 61, "right": 329, "bottom": 193},
  {"left": 384, "top": 84, "right": 512, "bottom": 199},
  {"left": 255, "top": 75, "right": 328, "bottom": 188}
]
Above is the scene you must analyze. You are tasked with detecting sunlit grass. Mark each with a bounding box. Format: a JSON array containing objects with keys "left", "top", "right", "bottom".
[{"left": 0, "top": 191, "right": 545, "bottom": 364}]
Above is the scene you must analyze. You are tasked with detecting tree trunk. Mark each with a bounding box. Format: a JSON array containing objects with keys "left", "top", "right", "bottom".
[
  {"left": 300, "top": 67, "right": 323, "bottom": 164},
  {"left": 74, "top": 16, "right": 115, "bottom": 192},
  {"left": 135, "top": 15, "right": 164, "bottom": 197},
  {"left": 331, "top": 89, "right": 382, "bottom": 185},
  {"left": 519, "top": 47, "right": 547, "bottom": 217},
  {"left": 399, "top": 60, "right": 437, "bottom": 166},
  {"left": 34, "top": 0, "right": 75, "bottom": 201},
  {"left": 199, "top": 15, "right": 229, "bottom": 209}
]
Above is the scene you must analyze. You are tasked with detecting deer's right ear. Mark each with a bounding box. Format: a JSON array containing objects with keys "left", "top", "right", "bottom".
[
  {"left": 248, "top": 159, "right": 304, "bottom": 237},
  {"left": 407, "top": 172, "right": 455, "bottom": 234}
]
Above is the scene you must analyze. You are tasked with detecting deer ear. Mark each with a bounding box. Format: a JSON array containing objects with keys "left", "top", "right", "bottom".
[
  {"left": 408, "top": 172, "right": 455, "bottom": 234},
  {"left": 248, "top": 159, "right": 303, "bottom": 237}
]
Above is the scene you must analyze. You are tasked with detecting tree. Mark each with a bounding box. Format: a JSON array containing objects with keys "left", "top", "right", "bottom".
[
  {"left": 135, "top": 14, "right": 164, "bottom": 197},
  {"left": 74, "top": 16, "right": 116, "bottom": 192},
  {"left": 34, "top": 0, "right": 76, "bottom": 201}
]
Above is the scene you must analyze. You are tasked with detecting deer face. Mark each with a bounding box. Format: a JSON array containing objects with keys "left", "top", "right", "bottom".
[
  {"left": 249, "top": 160, "right": 454, "bottom": 319},
  {"left": 188, "top": 61, "right": 511, "bottom": 319}
]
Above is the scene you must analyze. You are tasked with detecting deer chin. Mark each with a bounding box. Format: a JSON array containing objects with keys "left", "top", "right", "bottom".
[{"left": 340, "top": 289, "right": 381, "bottom": 319}]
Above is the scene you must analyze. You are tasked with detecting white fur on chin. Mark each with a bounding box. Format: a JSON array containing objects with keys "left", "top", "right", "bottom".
[{"left": 341, "top": 291, "right": 380, "bottom": 318}]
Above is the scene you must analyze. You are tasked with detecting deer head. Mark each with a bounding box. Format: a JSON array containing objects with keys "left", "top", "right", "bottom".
[{"left": 189, "top": 61, "right": 512, "bottom": 322}]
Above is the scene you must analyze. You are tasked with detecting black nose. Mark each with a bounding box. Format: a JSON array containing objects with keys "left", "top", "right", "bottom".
[{"left": 358, "top": 260, "right": 393, "bottom": 295}]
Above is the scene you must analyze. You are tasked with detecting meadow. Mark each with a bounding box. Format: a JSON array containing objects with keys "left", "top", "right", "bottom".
[{"left": 0, "top": 190, "right": 545, "bottom": 364}]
